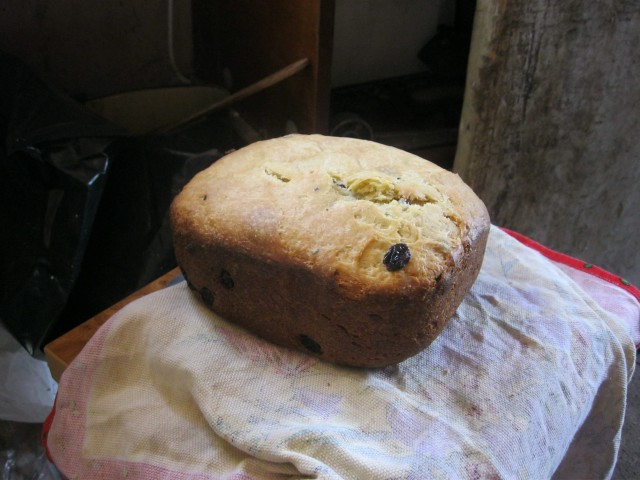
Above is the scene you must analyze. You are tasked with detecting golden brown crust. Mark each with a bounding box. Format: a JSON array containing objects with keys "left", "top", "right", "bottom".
[{"left": 170, "top": 134, "right": 490, "bottom": 367}]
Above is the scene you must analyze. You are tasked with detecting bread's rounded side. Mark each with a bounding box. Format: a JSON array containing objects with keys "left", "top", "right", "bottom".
[{"left": 170, "top": 134, "right": 490, "bottom": 367}]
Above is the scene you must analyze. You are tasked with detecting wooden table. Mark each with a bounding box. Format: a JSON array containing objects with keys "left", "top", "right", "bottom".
[{"left": 44, "top": 267, "right": 181, "bottom": 382}]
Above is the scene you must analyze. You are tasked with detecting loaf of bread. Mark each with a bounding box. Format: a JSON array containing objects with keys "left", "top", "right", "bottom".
[{"left": 170, "top": 134, "right": 490, "bottom": 367}]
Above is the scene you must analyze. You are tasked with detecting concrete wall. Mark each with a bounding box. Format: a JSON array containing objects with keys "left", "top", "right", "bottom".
[
  {"left": 455, "top": 0, "right": 640, "bottom": 284},
  {"left": 2, "top": 0, "right": 452, "bottom": 102},
  {"left": 0, "top": 0, "right": 193, "bottom": 99},
  {"left": 331, "top": 0, "right": 454, "bottom": 86}
]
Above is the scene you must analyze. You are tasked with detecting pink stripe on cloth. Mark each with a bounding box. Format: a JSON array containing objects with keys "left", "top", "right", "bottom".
[{"left": 502, "top": 228, "right": 640, "bottom": 348}]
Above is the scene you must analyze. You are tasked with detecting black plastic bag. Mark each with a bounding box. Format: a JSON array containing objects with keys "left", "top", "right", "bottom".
[
  {"left": 51, "top": 125, "right": 236, "bottom": 343},
  {"left": 0, "top": 52, "right": 123, "bottom": 355},
  {"left": 0, "top": 52, "right": 237, "bottom": 354}
]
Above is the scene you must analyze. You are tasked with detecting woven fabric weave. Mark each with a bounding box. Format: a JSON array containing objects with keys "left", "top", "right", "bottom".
[{"left": 47, "top": 227, "right": 639, "bottom": 479}]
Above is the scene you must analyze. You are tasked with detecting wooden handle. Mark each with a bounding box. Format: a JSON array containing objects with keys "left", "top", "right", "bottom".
[{"left": 155, "top": 57, "right": 310, "bottom": 133}]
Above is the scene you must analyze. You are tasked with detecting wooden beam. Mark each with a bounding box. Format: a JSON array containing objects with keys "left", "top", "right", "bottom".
[{"left": 455, "top": 0, "right": 640, "bottom": 284}]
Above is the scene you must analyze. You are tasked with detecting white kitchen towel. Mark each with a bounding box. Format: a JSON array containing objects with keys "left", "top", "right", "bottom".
[{"left": 45, "top": 226, "right": 639, "bottom": 479}]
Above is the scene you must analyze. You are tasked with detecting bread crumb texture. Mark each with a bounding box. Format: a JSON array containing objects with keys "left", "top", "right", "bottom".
[{"left": 172, "top": 134, "right": 486, "bottom": 294}]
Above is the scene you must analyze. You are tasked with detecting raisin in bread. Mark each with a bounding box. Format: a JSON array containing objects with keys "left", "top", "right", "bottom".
[{"left": 170, "top": 134, "right": 490, "bottom": 367}]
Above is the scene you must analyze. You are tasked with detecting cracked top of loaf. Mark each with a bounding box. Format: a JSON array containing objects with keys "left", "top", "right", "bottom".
[{"left": 171, "top": 134, "right": 490, "bottom": 297}]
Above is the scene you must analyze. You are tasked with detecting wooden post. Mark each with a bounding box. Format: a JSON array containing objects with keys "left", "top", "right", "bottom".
[{"left": 455, "top": 0, "right": 640, "bottom": 284}]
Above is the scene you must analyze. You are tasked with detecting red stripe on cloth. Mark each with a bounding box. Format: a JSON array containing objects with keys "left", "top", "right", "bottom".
[
  {"left": 501, "top": 227, "right": 640, "bottom": 303},
  {"left": 41, "top": 395, "right": 57, "bottom": 464}
]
